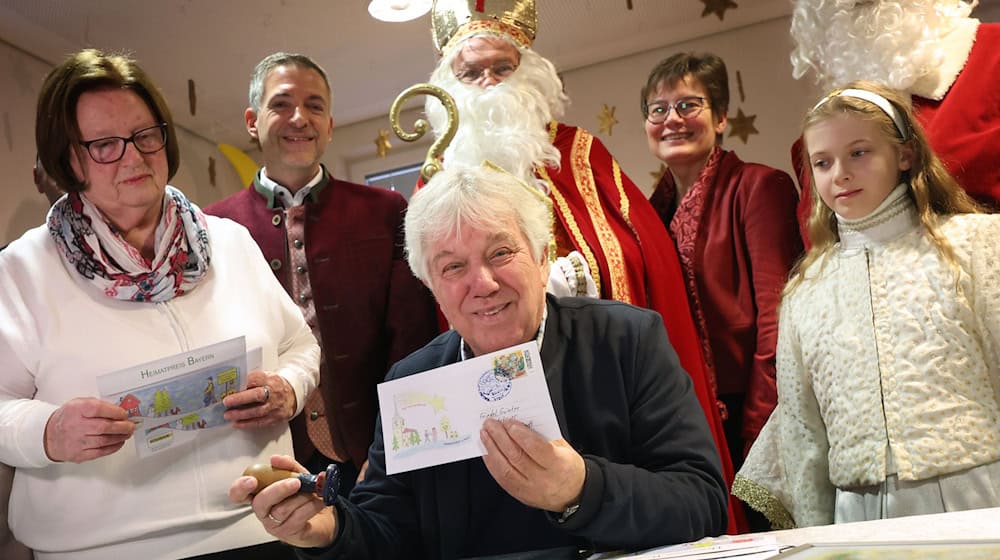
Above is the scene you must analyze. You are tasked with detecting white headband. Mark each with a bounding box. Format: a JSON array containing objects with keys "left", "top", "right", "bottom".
[{"left": 812, "top": 88, "right": 909, "bottom": 140}]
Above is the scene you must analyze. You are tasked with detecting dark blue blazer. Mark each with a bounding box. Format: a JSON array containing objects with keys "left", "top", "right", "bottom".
[{"left": 306, "top": 296, "right": 727, "bottom": 559}]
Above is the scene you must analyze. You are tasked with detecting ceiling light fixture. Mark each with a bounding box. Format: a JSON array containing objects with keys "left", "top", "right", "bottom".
[{"left": 368, "top": 0, "right": 432, "bottom": 22}]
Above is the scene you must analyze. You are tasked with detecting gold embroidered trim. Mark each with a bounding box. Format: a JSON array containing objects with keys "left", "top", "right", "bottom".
[
  {"left": 569, "top": 254, "right": 588, "bottom": 297},
  {"left": 444, "top": 20, "right": 532, "bottom": 54},
  {"left": 482, "top": 160, "right": 558, "bottom": 263},
  {"left": 612, "top": 159, "right": 637, "bottom": 236},
  {"left": 540, "top": 122, "right": 601, "bottom": 295},
  {"left": 568, "top": 127, "right": 632, "bottom": 303},
  {"left": 838, "top": 189, "right": 911, "bottom": 234},
  {"left": 540, "top": 167, "right": 601, "bottom": 296},
  {"left": 731, "top": 474, "right": 796, "bottom": 531}
]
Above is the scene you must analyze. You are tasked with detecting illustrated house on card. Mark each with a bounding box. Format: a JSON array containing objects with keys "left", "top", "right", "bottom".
[{"left": 119, "top": 393, "right": 142, "bottom": 418}]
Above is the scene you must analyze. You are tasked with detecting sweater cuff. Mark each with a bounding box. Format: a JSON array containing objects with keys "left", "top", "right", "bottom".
[
  {"left": 276, "top": 338, "right": 321, "bottom": 418},
  {"left": 0, "top": 398, "right": 60, "bottom": 467},
  {"left": 294, "top": 503, "right": 344, "bottom": 560},
  {"left": 549, "top": 456, "right": 603, "bottom": 531}
]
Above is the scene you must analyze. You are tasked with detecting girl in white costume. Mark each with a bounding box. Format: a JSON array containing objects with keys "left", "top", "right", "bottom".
[{"left": 734, "top": 81, "right": 1000, "bottom": 528}]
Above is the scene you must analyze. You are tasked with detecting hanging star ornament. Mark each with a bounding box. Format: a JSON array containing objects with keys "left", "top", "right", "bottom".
[
  {"left": 597, "top": 104, "right": 619, "bottom": 136},
  {"left": 374, "top": 129, "right": 392, "bottom": 158},
  {"left": 700, "top": 0, "right": 738, "bottom": 21},
  {"left": 727, "top": 108, "right": 758, "bottom": 144}
]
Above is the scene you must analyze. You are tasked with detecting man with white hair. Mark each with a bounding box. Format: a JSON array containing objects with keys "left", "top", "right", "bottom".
[
  {"left": 229, "top": 164, "right": 728, "bottom": 559},
  {"left": 422, "top": 0, "right": 745, "bottom": 532},
  {"left": 790, "top": 0, "right": 1000, "bottom": 233}
]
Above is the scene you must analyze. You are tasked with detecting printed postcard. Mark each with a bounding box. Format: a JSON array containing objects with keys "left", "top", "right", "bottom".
[
  {"left": 377, "top": 341, "right": 560, "bottom": 475},
  {"left": 97, "top": 337, "right": 260, "bottom": 458}
]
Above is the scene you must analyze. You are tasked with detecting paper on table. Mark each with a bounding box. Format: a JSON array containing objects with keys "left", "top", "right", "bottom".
[
  {"left": 589, "top": 535, "right": 782, "bottom": 560},
  {"left": 377, "top": 341, "right": 561, "bottom": 475}
]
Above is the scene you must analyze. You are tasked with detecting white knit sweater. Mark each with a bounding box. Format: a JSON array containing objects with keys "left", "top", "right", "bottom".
[
  {"left": 0, "top": 213, "right": 319, "bottom": 559},
  {"left": 736, "top": 187, "right": 1000, "bottom": 527}
]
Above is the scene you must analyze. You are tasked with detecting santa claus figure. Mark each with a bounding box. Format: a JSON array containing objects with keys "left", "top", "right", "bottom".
[{"left": 791, "top": 0, "right": 1000, "bottom": 236}]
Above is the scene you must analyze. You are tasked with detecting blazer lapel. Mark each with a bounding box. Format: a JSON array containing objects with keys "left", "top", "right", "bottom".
[{"left": 541, "top": 296, "right": 569, "bottom": 436}]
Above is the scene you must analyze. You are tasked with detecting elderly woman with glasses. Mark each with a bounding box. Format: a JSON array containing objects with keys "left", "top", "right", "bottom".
[
  {"left": 0, "top": 49, "right": 320, "bottom": 560},
  {"left": 640, "top": 52, "right": 802, "bottom": 489}
]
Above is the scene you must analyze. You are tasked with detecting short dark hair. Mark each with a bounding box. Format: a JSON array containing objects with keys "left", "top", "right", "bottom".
[
  {"left": 640, "top": 51, "right": 730, "bottom": 121},
  {"left": 35, "top": 49, "right": 180, "bottom": 193},
  {"left": 248, "top": 52, "right": 331, "bottom": 112}
]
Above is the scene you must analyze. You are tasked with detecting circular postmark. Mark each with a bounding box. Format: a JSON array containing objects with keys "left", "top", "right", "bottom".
[{"left": 477, "top": 368, "right": 512, "bottom": 402}]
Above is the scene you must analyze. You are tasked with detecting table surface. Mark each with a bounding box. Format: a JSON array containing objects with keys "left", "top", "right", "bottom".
[
  {"left": 587, "top": 507, "right": 1000, "bottom": 559},
  {"left": 766, "top": 506, "right": 1000, "bottom": 547}
]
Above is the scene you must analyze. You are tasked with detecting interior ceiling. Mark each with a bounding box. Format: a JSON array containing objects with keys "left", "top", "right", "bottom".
[{"left": 0, "top": 0, "right": 792, "bottom": 151}]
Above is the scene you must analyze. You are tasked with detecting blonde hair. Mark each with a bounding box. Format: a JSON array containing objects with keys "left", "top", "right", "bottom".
[{"left": 786, "top": 80, "right": 980, "bottom": 295}]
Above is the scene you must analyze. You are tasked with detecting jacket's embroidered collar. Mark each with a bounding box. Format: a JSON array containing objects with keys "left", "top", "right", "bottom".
[{"left": 253, "top": 165, "right": 330, "bottom": 209}]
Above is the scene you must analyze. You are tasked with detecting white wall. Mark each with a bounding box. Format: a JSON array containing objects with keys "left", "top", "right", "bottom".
[
  {"left": 331, "top": 105, "right": 433, "bottom": 188},
  {"left": 326, "top": 4, "right": 1000, "bottom": 197},
  {"left": 324, "top": 15, "right": 812, "bottom": 196},
  {"left": 1, "top": 41, "right": 48, "bottom": 245}
]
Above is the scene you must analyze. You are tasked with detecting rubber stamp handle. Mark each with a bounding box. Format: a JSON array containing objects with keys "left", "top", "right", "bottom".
[
  {"left": 243, "top": 464, "right": 298, "bottom": 488},
  {"left": 242, "top": 463, "right": 340, "bottom": 505}
]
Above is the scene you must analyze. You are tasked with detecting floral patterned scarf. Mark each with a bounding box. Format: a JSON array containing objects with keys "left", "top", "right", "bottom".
[{"left": 47, "top": 186, "right": 211, "bottom": 302}]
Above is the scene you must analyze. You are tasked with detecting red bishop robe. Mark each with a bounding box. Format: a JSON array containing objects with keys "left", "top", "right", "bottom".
[
  {"left": 649, "top": 148, "right": 802, "bottom": 461},
  {"left": 540, "top": 122, "right": 746, "bottom": 533}
]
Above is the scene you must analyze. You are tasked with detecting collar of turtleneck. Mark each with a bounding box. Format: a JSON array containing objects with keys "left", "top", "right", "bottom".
[{"left": 837, "top": 184, "right": 920, "bottom": 251}]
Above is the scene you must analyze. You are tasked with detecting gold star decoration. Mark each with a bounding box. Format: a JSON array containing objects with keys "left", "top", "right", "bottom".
[
  {"left": 700, "top": 0, "right": 738, "bottom": 21},
  {"left": 374, "top": 129, "right": 392, "bottom": 158},
  {"left": 727, "top": 108, "right": 758, "bottom": 144},
  {"left": 597, "top": 104, "right": 619, "bottom": 136}
]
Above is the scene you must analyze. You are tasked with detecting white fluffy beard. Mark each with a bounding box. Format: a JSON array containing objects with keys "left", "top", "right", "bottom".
[
  {"left": 790, "top": 0, "right": 973, "bottom": 91},
  {"left": 426, "top": 45, "right": 568, "bottom": 187}
]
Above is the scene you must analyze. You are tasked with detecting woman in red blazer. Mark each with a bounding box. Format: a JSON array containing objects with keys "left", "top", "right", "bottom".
[{"left": 640, "top": 52, "right": 803, "bottom": 482}]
